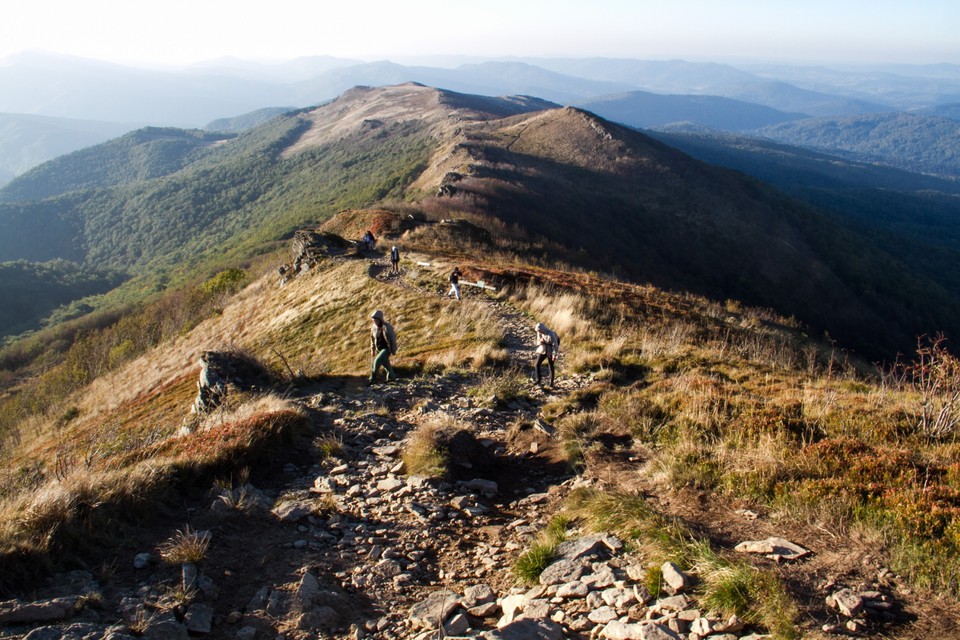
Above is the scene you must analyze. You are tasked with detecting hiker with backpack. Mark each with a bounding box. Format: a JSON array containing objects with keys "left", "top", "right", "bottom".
[
  {"left": 390, "top": 245, "right": 400, "bottom": 274},
  {"left": 534, "top": 322, "right": 560, "bottom": 387},
  {"left": 369, "top": 309, "right": 398, "bottom": 384},
  {"left": 448, "top": 267, "right": 462, "bottom": 300},
  {"left": 362, "top": 230, "right": 376, "bottom": 251}
]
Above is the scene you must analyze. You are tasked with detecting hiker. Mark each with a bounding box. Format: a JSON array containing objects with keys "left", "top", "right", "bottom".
[
  {"left": 369, "top": 309, "right": 398, "bottom": 384},
  {"left": 390, "top": 245, "right": 400, "bottom": 274},
  {"left": 534, "top": 322, "right": 560, "bottom": 386},
  {"left": 448, "top": 267, "right": 462, "bottom": 300},
  {"left": 362, "top": 230, "right": 376, "bottom": 251}
]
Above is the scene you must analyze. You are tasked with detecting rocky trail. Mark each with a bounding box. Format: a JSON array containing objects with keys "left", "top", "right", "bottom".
[{"left": 0, "top": 252, "right": 923, "bottom": 640}]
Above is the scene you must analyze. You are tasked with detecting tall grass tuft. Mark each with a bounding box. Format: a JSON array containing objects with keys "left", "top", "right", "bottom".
[
  {"left": 513, "top": 514, "right": 571, "bottom": 585},
  {"left": 401, "top": 414, "right": 459, "bottom": 478},
  {"left": 692, "top": 541, "right": 798, "bottom": 640},
  {"left": 158, "top": 525, "right": 210, "bottom": 566}
]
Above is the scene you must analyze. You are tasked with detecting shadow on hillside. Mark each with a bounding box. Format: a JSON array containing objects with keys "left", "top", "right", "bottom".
[
  {"left": 486, "top": 448, "right": 575, "bottom": 504},
  {"left": 285, "top": 375, "right": 374, "bottom": 397}
]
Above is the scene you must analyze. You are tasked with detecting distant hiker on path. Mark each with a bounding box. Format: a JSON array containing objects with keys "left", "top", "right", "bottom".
[
  {"left": 369, "top": 309, "right": 397, "bottom": 384},
  {"left": 448, "top": 267, "right": 462, "bottom": 300},
  {"left": 390, "top": 245, "right": 400, "bottom": 274},
  {"left": 362, "top": 230, "right": 376, "bottom": 251},
  {"left": 534, "top": 322, "right": 560, "bottom": 386}
]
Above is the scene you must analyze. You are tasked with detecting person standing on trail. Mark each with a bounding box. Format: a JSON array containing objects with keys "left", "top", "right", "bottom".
[
  {"left": 448, "top": 267, "right": 462, "bottom": 300},
  {"left": 534, "top": 322, "right": 560, "bottom": 387},
  {"left": 369, "top": 309, "right": 398, "bottom": 384},
  {"left": 390, "top": 245, "right": 400, "bottom": 274}
]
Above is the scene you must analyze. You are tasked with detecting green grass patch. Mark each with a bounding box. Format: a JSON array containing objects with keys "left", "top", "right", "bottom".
[{"left": 513, "top": 514, "right": 571, "bottom": 585}]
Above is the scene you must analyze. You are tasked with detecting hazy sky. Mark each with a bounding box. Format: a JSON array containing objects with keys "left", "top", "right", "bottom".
[{"left": 3, "top": 0, "right": 958, "bottom": 66}]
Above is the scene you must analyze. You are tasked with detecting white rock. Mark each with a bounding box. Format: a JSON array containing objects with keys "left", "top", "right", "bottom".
[
  {"left": 376, "top": 478, "right": 404, "bottom": 492},
  {"left": 557, "top": 581, "right": 590, "bottom": 598},
  {"left": 734, "top": 537, "right": 810, "bottom": 561},
  {"left": 828, "top": 589, "right": 865, "bottom": 617},
  {"left": 660, "top": 562, "right": 688, "bottom": 594},
  {"left": 691, "top": 617, "right": 712, "bottom": 635},
  {"left": 588, "top": 606, "right": 618, "bottom": 624},
  {"left": 499, "top": 594, "right": 526, "bottom": 624}
]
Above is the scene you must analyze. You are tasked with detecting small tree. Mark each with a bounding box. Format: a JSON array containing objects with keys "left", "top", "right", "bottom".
[{"left": 906, "top": 334, "right": 960, "bottom": 441}]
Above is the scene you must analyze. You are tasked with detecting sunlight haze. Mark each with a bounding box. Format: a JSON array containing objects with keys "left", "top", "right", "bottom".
[{"left": 3, "top": 0, "right": 958, "bottom": 66}]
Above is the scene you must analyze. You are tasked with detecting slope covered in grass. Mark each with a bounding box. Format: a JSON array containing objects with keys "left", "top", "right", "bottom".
[{"left": 1, "top": 208, "right": 960, "bottom": 636}]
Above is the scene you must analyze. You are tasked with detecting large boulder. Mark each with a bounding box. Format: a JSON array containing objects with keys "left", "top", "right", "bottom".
[{"left": 191, "top": 350, "right": 273, "bottom": 414}]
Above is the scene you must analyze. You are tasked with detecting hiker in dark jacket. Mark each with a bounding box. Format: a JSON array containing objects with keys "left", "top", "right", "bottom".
[
  {"left": 369, "top": 309, "right": 398, "bottom": 384},
  {"left": 448, "top": 267, "right": 462, "bottom": 300},
  {"left": 390, "top": 245, "right": 400, "bottom": 274},
  {"left": 534, "top": 322, "right": 560, "bottom": 386}
]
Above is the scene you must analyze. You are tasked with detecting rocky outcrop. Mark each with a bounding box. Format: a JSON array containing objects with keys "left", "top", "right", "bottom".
[
  {"left": 191, "top": 350, "right": 273, "bottom": 414},
  {"left": 277, "top": 229, "right": 357, "bottom": 284},
  {"left": 436, "top": 171, "right": 463, "bottom": 197}
]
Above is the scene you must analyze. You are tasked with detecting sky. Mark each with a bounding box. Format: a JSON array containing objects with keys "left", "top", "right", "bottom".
[{"left": 2, "top": 0, "right": 958, "bottom": 67}]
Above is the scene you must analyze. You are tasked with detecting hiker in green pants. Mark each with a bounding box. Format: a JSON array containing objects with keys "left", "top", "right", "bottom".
[{"left": 369, "top": 309, "right": 398, "bottom": 384}]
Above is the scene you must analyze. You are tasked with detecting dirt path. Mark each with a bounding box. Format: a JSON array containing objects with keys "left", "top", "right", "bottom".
[{"left": 167, "top": 257, "right": 584, "bottom": 639}]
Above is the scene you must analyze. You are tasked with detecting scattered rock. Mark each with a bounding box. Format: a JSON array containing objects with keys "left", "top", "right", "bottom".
[
  {"left": 185, "top": 603, "right": 214, "bottom": 635},
  {"left": 408, "top": 589, "right": 459, "bottom": 630},
  {"left": 660, "top": 562, "right": 689, "bottom": 594},
  {"left": 734, "top": 537, "right": 810, "bottom": 561},
  {"left": 538, "top": 558, "right": 589, "bottom": 586},
  {"left": 272, "top": 499, "right": 314, "bottom": 522},
  {"left": 483, "top": 617, "right": 563, "bottom": 639},
  {"left": 0, "top": 597, "right": 78, "bottom": 625},
  {"left": 462, "top": 584, "right": 497, "bottom": 608}
]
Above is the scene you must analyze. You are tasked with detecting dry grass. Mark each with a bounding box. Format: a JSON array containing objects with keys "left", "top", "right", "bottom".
[
  {"left": 401, "top": 414, "right": 456, "bottom": 478},
  {"left": 504, "top": 270, "right": 960, "bottom": 603},
  {"left": 0, "top": 393, "right": 305, "bottom": 590},
  {"left": 158, "top": 525, "right": 211, "bottom": 565}
]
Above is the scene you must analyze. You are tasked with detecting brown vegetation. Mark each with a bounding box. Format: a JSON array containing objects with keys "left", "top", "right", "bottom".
[{"left": 0, "top": 208, "right": 958, "bottom": 636}]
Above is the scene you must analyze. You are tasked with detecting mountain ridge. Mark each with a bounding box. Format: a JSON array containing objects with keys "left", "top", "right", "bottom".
[{"left": 1, "top": 84, "right": 958, "bottom": 357}]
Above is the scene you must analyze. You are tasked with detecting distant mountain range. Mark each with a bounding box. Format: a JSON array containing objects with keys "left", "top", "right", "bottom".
[
  {"left": 2, "top": 83, "right": 960, "bottom": 358},
  {"left": 0, "top": 112, "right": 135, "bottom": 187},
  {"left": 2, "top": 52, "right": 958, "bottom": 186},
  {"left": 575, "top": 91, "right": 805, "bottom": 131}
]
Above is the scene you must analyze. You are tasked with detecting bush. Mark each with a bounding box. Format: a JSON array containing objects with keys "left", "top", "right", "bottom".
[{"left": 902, "top": 334, "right": 960, "bottom": 441}]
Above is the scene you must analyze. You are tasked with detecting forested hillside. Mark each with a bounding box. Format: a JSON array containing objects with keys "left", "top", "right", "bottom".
[
  {"left": 0, "top": 113, "right": 435, "bottom": 291},
  {"left": 0, "top": 128, "right": 236, "bottom": 202},
  {"left": 0, "top": 112, "right": 133, "bottom": 189},
  {"left": 0, "top": 260, "right": 125, "bottom": 338},
  {"left": 756, "top": 112, "right": 960, "bottom": 178}
]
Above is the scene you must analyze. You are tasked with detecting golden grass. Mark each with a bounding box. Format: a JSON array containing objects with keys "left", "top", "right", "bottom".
[
  {"left": 401, "top": 415, "right": 453, "bottom": 478},
  {"left": 0, "top": 395, "right": 305, "bottom": 590}
]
